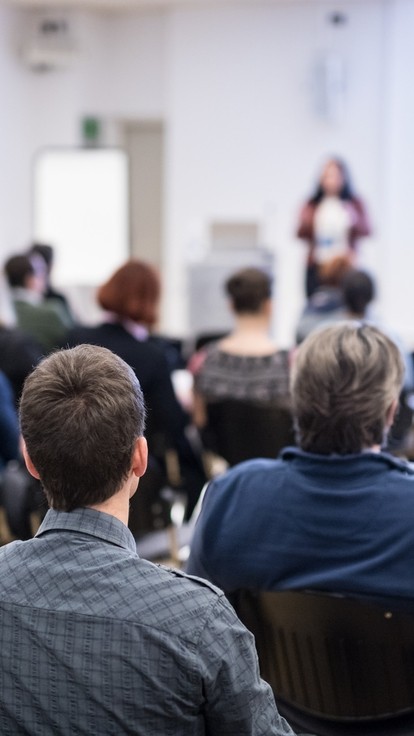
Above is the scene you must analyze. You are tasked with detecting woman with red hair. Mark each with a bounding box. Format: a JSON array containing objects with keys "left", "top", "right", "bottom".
[
  {"left": 65, "top": 260, "right": 205, "bottom": 520},
  {"left": 98, "top": 260, "right": 160, "bottom": 329}
]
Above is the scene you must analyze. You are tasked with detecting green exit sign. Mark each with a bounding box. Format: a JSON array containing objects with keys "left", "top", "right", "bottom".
[{"left": 82, "top": 117, "right": 101, "bottom": 145}]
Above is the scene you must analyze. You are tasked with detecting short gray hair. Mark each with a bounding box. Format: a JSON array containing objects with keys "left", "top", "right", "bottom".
[{"left": 291, "top": 322, "right": 404, "bottom": 454}]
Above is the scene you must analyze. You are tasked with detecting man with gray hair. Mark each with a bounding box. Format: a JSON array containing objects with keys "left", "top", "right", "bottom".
[
  {"left": 0, "top": 344, "right": 296, "bottom": 735},
  {"left": 188, "top": 322, "right": 414, "bottom": 599}
]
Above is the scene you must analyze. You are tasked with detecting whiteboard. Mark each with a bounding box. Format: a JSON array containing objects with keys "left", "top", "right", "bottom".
[{"left": 33, "top": 148, "right": 129, "bottom": 287}]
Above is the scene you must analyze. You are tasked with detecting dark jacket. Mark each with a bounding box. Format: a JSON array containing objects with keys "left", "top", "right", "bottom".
[
  {"left": 188, "top": 447, "right": 414, "bottom": 599},
  {"left": 64, "top": 323, "right": 206, "bottom": 515}
]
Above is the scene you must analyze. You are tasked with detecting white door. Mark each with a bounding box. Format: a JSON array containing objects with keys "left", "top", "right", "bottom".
[{"left": 122, "top": 121, "right": 164, "bottom": 271}]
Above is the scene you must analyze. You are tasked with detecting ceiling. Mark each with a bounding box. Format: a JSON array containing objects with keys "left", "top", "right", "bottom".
[
  {"left": 0, "top": 0, "right": 296, "bottom": 9},
  {"left": 0, "top": 0, "right": 292, "bottom": 10}
]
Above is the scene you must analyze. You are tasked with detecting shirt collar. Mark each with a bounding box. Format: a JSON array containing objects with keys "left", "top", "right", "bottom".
[
  {"left": 12, "top": 287, "right": 42, "bottom": 305},
  {"left": 35, "top": 507, "right": 138, "bottom": 555},
  {"left": 105, "top": 314, "right": 149, "bottom": 341},
  {"left": 280, "top": 445, "right": 414, "bottom": 473}
]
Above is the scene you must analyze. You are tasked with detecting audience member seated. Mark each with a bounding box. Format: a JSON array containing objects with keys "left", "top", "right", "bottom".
[
  {"left": 341, "top": 266, "right": 375, "bottom": 319},
  {"left": 28, "top": 242, "right": 75, "bottom": 325},
  {"left": 64, "top": 259, "right": 206, "bottom": 520},
  {"left": 295, "top": 255, "right": 352, "bottom": 344},
  {"left": 0, "top": 344, "right": 296, "bottom": 736},
  {"left": 0, "top": 303, "right": 46, "bottom": 542},
  {"left": 4, "top": 253, "right": 73, "bottom": 353},
  {"left": 341, "top": 268, "right": 414, "bottom": 451},
  {"left": 0, "top": 321, "right": 43, "bottom": 408},
  {"left": 187, "top": 322, "right": 414, "bottom": 600},
  {"left": 190, "top": 267, "right": 291, "bottom": 429},
  {"left": 0, "top": 371, "right": 19, "bottom": 470},
  {"left": 298, "top": 265, "right": 413, "bottom": 392},
  {"left": 0, "top": 370, "right": 42, "bottom": 541}
]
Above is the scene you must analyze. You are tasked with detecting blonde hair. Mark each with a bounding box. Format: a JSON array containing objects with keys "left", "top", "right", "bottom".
[{"left": 291, "top": 322, "right": 404, "bottom": 454}]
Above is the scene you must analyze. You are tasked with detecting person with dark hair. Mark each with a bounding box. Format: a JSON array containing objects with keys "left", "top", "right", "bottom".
[
  {"left": 225, "top": 267, "right": 272, "bottom": 312},
  {"left": 296, "top": 157, "right": 371, "bottom": 296},
  {"left": 0, "top": 344, "right": 296, "bottom": 736},
  {"left": 191, "top": 267, "right": 290, "bottom": 427},
  {"left": 28, "top": 242, "right": 74, "bottom": 324},
  {"left": 295, "top": 254, "right": 353, "bottom": 344},
  {"left": 4, "top": 253, "right": 72, "bottom": 353},
  {"left": 341, "top": 268, "right": 375, "bottom": 317},
  {"left": 95, "top": 258, "right": 184, "bottom": 370},
  {"left": 188, "top": 322, "right": 414, "bottom": 600},
  {"left": 65, "top": 259, "right": 206, "bottom": 519},
  {"left": 340, "top": 268, "right": 413, "bottom": 450}
]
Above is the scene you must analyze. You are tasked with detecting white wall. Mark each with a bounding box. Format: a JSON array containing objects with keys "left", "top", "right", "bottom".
[
  {"left": 0, "top": 0, "right": 413, "bottom": 346},
  {"left": 0, "top": 5, "right": 167, "bottom": 323},
  {"left": 0, "top": 7, "right": 33, "bottom": 253},
  {"left": 381, "top": 0, "right": 414, "bottom": 345},
  {"left": 165, "top": 0, "right": 385, "bottom": 343}
]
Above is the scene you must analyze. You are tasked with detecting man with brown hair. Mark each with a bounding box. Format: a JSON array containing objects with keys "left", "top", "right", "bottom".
[
  {"left": 188, "top": 322, "right": 414, "bottom": 599},
  {"left": 0, "top": 345, "right": 295, "bottom": 735}
]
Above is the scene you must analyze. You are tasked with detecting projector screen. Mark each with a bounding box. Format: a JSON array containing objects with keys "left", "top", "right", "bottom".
[{"left": 33, "top": 148, "right": 129, "bottom": 287}]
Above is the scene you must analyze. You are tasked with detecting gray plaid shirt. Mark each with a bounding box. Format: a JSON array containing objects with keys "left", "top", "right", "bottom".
[{"left": 0, "top": 507, "right": 295, "bottom": 735}]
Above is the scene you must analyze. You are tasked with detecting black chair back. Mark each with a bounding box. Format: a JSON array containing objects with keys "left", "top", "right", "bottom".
[
  {"left": 203, "top": 399, "right": 294, "bottom": 466},
  {"left": 233, "top": 589, "right": 414, "bottom": 735}
]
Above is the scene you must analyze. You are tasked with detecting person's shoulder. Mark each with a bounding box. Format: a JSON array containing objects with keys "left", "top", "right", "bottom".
[
  {"left": 0, "top": 370, "right": 13, "bottom": 395},
  {"left": 63, "top": 324, "right": 102, "bottom": 348},
  {"left": 10, "top": 327, "right": 43, "bottom": 354},
  {"left": 36, "top": 299, "right": 64, "bottom": 319},
  {"left": 269, "top": 348, "right": 290, "bottom": 367},
  {"left": 207, "top": 456, "right": 287, "bottom": 496},
  {"left": 198, "top": 341, "right": 221, "bottom": 364},
  {"left": 188, "top": 346, "right": 208, "bottom": 376},
  {"left": 349, "top": 195, "right": 366, "bottom": 208},
  {"left": 64, "top": 322, "right": 130, "bottom": 348},
  {"left": 138, "top": 558, "right": 224, "bottom": 597},
  {"left": 123, "top": 558, "right": 231, "bottom": 641},
  {"left": 380, "top": 452, "right": 414, "bottom": 481},
  {"left": 222, "top": 456, "right": 286, "bottom": 478},
  {"left": 162, "top": 564, "right": 224, "bottom": 595}
]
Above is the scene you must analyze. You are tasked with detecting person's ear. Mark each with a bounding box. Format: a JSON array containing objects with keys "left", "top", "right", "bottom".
[
  {"left": 262, "top": 298, "right": 272, "bottom": 318},
  {"left": 385, "top": 398, "right": 399, "bottom": 429},
  {"left": 227, "top": 298, "right": 236, "bottom": 316},
  {"left": 131, "top": 437, "right": 148, "bottom": 479},
  {"left": 21, "top": 439, "right": 41, "bottom": 480}
]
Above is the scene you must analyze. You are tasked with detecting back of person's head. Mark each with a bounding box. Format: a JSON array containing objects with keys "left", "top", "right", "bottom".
[
  {"left": 20, "top": 344, "right": 146, "bottom": 512},
  {"left": 97, "top": 260, "right": 160, "bottom": 327},
  {"left": 342, "top": 269, "right": 375, "bottom": 317},
  {"left": 291, "top": 322, "right": 404, "bottom": 455},
  {"left": 4, "top": 254, "right": 35, "bottom": 288},
  {"left": 225, "top": 267, "right": 272, "bottom": 314}
]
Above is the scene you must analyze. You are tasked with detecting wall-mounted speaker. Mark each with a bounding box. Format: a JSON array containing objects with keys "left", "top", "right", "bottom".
[{"left": 20, "top": 11, "right": 78, "bottom": 72}]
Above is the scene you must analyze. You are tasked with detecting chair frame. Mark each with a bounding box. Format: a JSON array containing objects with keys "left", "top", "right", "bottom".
[
  {"left": 232, "top": 589, "right": 414, "bottom": 735},
  {"left": 203, "top": 398, "right": 295, "bottom": 466}
]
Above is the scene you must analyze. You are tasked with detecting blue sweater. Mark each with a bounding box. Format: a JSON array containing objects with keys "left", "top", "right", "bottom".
[
  {"left": 0, "top": 371, "right": 19, "bottom": 468},
  {"left": 187, "top": 447, "right": 414, "bottom": 599}
]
